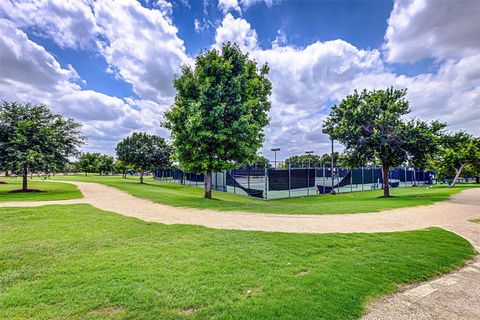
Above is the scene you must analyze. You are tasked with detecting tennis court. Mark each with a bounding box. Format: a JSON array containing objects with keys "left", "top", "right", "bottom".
[{"left": 155, "top": 166, "right": 433, "bottom": 200}]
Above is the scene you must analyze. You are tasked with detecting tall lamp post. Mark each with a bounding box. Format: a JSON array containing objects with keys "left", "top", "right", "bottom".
[{"left": 271, "top": 148, "right": 280, "bottom": 169}]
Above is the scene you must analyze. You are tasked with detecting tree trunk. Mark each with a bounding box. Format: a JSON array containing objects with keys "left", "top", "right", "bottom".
[
  {"left": 204, "top": 169, "right": 212, "bottom": 199},
  {"left": 22, "top": 164, "right": 28, "bottom": 192},
  {"left": 449, "top": 165, "right": 464, "bottom": 188},
  {"left": 140, "top": 169, "right": 144, "bottom": 184},
  {"left": 85, "top": 171, "right": 88, "bottom": 176},
  {"left": 476, "top": 176, "right": 479, "bottom": 184},
  {"left": 382, "top": 164, "right": 390, "bottom": 197},
  {"left": 123, "top": 169, "right": 127, "bottom": 178}
]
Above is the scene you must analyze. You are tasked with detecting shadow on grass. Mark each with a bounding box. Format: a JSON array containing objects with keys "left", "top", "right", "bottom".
[{"left": 9, "top": 189, "right": 45, "bottom": 193}]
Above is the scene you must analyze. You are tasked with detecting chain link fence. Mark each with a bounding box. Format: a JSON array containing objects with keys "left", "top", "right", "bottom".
[{"left": 154, "top": 164, "right": 434, "bottom": 200}]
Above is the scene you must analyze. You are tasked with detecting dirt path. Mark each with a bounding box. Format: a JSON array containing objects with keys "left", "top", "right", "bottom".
[
  {"left": 5, "top": 181, "right": 479, "bottom": 237},
  {"left": 1, "top": 181, "right": 479, "bottom": 319}
]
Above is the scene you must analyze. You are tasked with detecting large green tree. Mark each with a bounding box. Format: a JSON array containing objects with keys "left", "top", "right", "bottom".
[
  {"left": 434, "top": 132, "right": 479, "bottom": 187},
  {"left": 323, "top": 88, "right": 444, "bottom": 197},
  {"left": 116, "top": 132, "right": 172, "bottom": 184},
  {"left": 164, "top": 43, "right": 272, "bottom": 198},
  {"left": 0, "top": 101, "right": 84, "bottom": 191}
]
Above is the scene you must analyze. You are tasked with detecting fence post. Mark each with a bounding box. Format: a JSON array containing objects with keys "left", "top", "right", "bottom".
[
  {"left": 288, "top": 163, "right": 291, "bottom": 198},
  {"left": 264, "top": 167, "right": 268, "bottom": 200},
  {"left": 361, "top": 166, "right": 364, "bottom": 191},
  {"left": 223, "top": 170, "right": 227, "bottom": 192},
  {"left": 247, "top": 167, "right": 251, "bottom": 197},
  {"left": 350, "top": 168, "right": 353, "bottom": 192},
  {"left": 233, "top": 171, "right": 236, "bottom": 194},
  {"left": 323, "top": 165, "right": 325, "bottom": 194},
  {"left": 307, "top": 162, "right": 310, "bottom": 197},
  {"left": 371, "top": 166, "right": 374, "bottom": 189}
]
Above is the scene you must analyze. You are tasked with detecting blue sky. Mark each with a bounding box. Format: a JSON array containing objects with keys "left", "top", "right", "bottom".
[{"left": 0, "top": 0, "right": 479, "bottom": 159}]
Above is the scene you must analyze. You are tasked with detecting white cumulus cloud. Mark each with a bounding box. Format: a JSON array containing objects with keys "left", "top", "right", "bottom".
[
  {"left": 0, "top": 0, "right": 98, "bottom": 50},
  {"left": 0, "top": 17, "right": 169, "bottom": 155},
  {"left": 384, "top": 0, "right": 480, "bottom": 63},
  {"left": 93, "top": 0, "right": 190, "bottom": 102},
  {"left": 215, "top": 13, "right": 258, "bottom": 50},
  {"left": 213, "top": 12, "right": 480, "bottom": 158}
]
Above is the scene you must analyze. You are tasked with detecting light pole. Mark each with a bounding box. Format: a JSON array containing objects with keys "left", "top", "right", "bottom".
[{"left": 271, "top": 148, "right": 280, "bottom": 169}]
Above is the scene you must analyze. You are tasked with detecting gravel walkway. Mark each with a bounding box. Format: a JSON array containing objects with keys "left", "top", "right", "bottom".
[{"left": 1, "top": 181, "right": 479, "bottom": 319}]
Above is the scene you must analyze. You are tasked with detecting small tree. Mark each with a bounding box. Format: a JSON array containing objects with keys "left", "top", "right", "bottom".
[
  {"left": 116, "top": 132, "right": 172, "bottom": 184},
  {"left": 114, "top": 160, "right": 128, "bottom": 178},
  {"left": 404, "top": 119, "right": 446, "bottom": 185},
  {"left": 323, "top": 88, "right": 444, "bottom": 197},
  {"left": 435, "top": 132, "right": 479, "bottom": 187},
  {"left": 77, "top": 152, "right": 101, "bottom": 176},
  {"left": 252, "top": 154, "right": 272, "bottom": 169},
  {"left": 0, "top": 101, "right": 84, "bottom": 191},
  {"left": 98, "top": 154, "right": 114, "bottom": 175},
  {"left": 164, "top": 43, "right": 272, "bottom": 198}
]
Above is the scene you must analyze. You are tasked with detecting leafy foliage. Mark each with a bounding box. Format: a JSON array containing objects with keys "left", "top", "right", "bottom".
[
  {"left": 433, "top": 132, "right": 479, "bottom": 186},
  {"left": 323, "top": 88, "right": 445, "bottom": 197},
  {"left": 250, "top": 154, "right": 272, "bottom": 169},
  {"left": 0, "top": 101, "right": 84, "bottom": 191},
  {"left": 76, "top": 152, "right": 101, "bottom": 176},
  {"left": 285, "top": 154, "right": 322, "bottom": 167},
  {"left": 116, "top": 132, "right": 172, "bottom": 183},
  {"left": 164, "top": 43, "right": 272, "bottom": 198},
  {"left": 97, "top": 154, "right": 114, "bottom": 175},
  {"left": 113, "top": 160, "right": 130, "bottom": 178}
]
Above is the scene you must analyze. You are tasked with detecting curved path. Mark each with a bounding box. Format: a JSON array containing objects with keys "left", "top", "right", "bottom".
[
  {"left": 2, "top": 181, "right": 479, "bottom": 241},
  {"left": 1, "top": 181, "right": 480, "bottom": 319}
]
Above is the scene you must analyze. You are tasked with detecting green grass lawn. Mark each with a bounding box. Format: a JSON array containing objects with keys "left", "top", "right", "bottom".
[
  {"left": 0, "top": 204, "right": 474, "bottom": 319},
  {"left": 0, "top": 178, "right": 82, "bottom": 202},
  {"left": 51, "top": 175, "right": 477, "bottom": 215}
]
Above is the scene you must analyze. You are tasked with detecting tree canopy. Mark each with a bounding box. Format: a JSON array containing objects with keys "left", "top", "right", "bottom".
[
  {"left": 284, "top": 154, "right": 322, "bottom": 168},
  {"left": 116, "top": 132, "right": 172, "bottom": 183},
  {"left": 97, "top": 154, "right": 114, "bottom": 175},
  {"left": 433, "top": 131, "right": 479, "bottom": 187},
  {"left": 164, "top": 42, "right": 272, "bottom": 198},
  {"left": 77, "top": 152, "right": 101, "bottom": 176},
  {"left": 0, "top": 101, "right": 84, "bottom": 191},
  {"left": 323, "top": 88, "right": 444, "bottom": 197}
]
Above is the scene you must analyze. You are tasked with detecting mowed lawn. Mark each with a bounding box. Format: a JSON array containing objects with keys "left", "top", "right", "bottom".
[
  {"left": 52, "top": 175, "right": 477, "bottom": 215},
  {"left": 0, "top": 204, "right": 475, "bottom": 319},
  {"left": 0, "top": 178, "right": 82, "bottom": 202}
]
